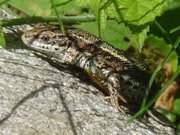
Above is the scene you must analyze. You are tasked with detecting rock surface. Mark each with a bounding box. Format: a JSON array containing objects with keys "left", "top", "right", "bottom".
[{"left": 0, "top": 48, "right": 176, "bottom": 135}]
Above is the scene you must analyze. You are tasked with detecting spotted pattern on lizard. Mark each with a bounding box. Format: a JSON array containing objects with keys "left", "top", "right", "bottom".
[{"left": 21, "top": 25, "right": 150, "bottom": 112}]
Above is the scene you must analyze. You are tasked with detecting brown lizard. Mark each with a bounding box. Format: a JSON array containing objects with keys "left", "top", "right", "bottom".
[{"left": 21, "top": 25, "right": 150, "bottom": 112}]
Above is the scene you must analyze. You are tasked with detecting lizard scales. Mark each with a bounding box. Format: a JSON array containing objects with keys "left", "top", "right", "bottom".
[{"left": 21, "top": 25, "right": 150, "bottom": 111}]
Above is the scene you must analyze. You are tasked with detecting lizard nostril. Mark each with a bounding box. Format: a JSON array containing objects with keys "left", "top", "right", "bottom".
[
  {"left": 55, "top": 48, "right": 59, "bottom": 50},
  {"left": 24, "top": 34, "right": 29, "bottom": 38},
  {"left": 52, "top": 41, "right": 56, "bottom": 44}
]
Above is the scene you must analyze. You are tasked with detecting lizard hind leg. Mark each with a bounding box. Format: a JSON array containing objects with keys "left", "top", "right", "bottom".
[{"left": 108, "top": 88, "right": 128, "bottom": 113}]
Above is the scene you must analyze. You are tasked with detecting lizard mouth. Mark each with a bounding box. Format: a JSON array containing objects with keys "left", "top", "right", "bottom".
[
  {"left": 21, "top": 33, "right": 62, "bottom": 52},
  {"left": 21, "top": 33, "right": 35, "bottom": 47}
]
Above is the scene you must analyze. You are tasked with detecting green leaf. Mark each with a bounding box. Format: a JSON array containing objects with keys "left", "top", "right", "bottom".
[
  {"left": 173, "top": 99, "right": 180, "bottom": 116},
  {"left": 106, "top": 0, "right": 167, "bottom": 25},
  {"left": 138, "top": 26, "right": 149, "bottom": 52},
  {"left": 157, "top": 109, "right": 177, "bottom": 123},
  {"left": 177, "top": 123, "right": 180, "bottom": 130},
  {"left": 167, "top": 0, "right": 180, "bottom": 10},
  {"left": 53, "top": 0, "right": 81, "bottom": 15},
  {"left": 145, "top": 36, "right": 178, "bottom": 72},
  {"left": 132, "top": 26, "right": 149, "bottom": 52},
  {"left": 105, "top": 1, "right": 124, "bottom": 21},
  {"left": 89, "top": 0, "right": 101, "bottom": 16},
  {"left": 75, "top": 0, "right": 89, "bottom": 7},
  {"left": 163, "top": 112, "right": 177, "bottom": 123},
  {"left": 0, "top": 0, "right": 10, "bottom": 5},
  {"left": 77, "top": 20, "right": 132, "bottom": 50},
  {"left": 0, "top": 31, "right": 6, "bottom": 48},
  {"left": 8, "top": 0, "right": 51, "bottom": 16}
]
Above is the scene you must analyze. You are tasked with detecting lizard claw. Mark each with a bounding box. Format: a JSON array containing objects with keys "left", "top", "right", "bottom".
[{"left": 105, "top": 94, "right": 128, "bottom": 113}]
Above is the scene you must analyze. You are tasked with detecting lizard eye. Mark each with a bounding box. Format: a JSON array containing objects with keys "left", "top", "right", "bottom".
[{"left": 40, "top": 35, "right": 49, "bottom": 41}]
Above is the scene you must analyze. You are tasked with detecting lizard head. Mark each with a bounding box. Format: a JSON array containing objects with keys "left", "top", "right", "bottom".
[{"left": 21, "top": 26, "right": 72, "bottom": 54}]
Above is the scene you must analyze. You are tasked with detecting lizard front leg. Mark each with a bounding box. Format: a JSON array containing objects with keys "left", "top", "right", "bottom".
[{"left": 107, "top": 73, "right": 128, "bottom": 112}]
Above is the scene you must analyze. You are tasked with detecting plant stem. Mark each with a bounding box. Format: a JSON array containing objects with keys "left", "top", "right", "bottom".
[
  {"left": 154, "top": 20, "right": 172, "bottom": 43},
  {"left": 1, "top": 15, "right": 96, "bottom": 27},
  {"left": 50, "top": 0, "right": 65, "bottom": 34}
]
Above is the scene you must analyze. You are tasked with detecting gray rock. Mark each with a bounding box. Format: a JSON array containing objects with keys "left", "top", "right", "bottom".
[{"left": 0, "top": 48, "right": 176, "bottom": 135}]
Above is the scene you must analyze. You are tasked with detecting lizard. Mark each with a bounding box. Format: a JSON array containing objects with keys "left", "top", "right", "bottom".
[{"left": 21, "top": 24, "right": 151, "bottom": 112}]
